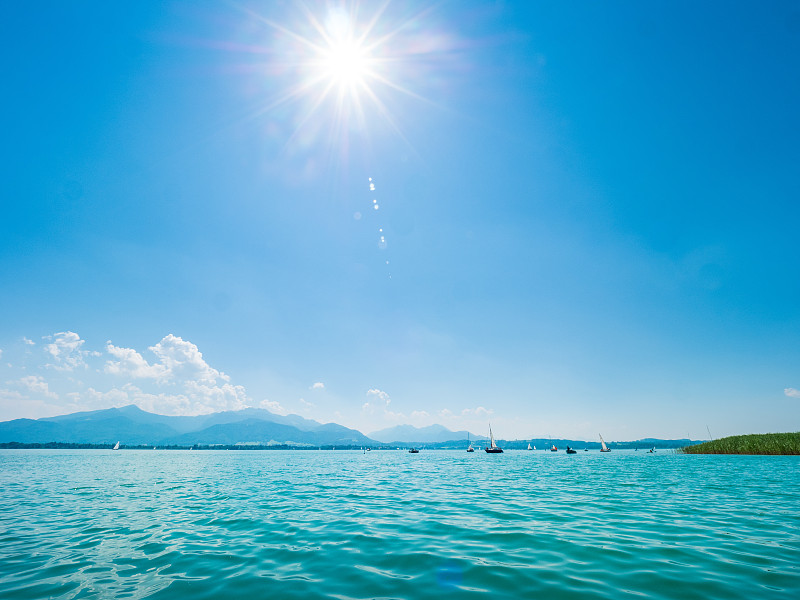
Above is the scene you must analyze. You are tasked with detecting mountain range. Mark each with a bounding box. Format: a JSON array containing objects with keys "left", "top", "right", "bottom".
[
  {"left": 0, "top": 406, "right": 703, "bottom": 448},
  {"left": 0, "top": 405, "right": 373, "bottom": 446},
  {"left": 369, "top": 423, "right": 487, "bottom": 444},
  {"left": 0, "top": 405, "right": 479, "bottom": 447}
]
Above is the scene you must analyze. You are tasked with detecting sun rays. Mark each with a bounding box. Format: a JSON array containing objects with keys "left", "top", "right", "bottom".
[{"left": 236, "top": 1, "right": 452, "bottom": 161}]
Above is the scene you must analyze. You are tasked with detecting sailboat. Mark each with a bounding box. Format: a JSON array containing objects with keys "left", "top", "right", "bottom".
[
  {"left": 467, "top": 432, "right": 474, "bottom": 452},
  {"left": 599, "top": 434, "right": 611, "bottom": 452},
  {"left": 485, "top": 424, "right": 503, "bottom": 453},
  {"left": 527, "top": 443, "right": 533, "bottom": 450},
  {"left": 112, "top": 441, "right": 120, "bottom": 450}
]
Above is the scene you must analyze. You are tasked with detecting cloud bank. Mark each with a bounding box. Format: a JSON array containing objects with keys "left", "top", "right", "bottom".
[
  {"left": 102, "top": 334, "right": 248, "bottom": 415},
  {"left": 1, "top": 332, "right": 251, "bottom": 418}
]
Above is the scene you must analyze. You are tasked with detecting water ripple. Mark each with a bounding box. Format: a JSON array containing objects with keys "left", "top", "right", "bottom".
[{"left": 1, "top": 450, "right": 799, "bottom": 599}]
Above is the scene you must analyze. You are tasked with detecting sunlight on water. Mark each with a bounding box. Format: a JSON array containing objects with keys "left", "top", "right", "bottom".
[{"left": 2, "top": 450, "right": 798, "bottom": 599}]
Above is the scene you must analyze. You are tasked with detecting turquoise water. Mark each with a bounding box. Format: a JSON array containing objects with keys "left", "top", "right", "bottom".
[{"left": 1, "top": 450, "right": 798, "bottom": 599}]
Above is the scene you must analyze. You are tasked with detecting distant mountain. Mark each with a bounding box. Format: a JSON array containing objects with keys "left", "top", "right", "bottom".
[
  {"left": 369, "top": 423, "right": 486, "bottom": 444},
  {"left": 41, "top": 404, "right": 206, "bottom": 434},
  {"left": 0, "top": 406, "right": 703, "bottom": 448},
  {"left": 191, "top": 408, "right": 322, "bottom": 433},
  {"left": 164, "top": 419, "right": 372, "bottom": 446},
  {"left": 3, "top": 407, "right": 177, "bottom": 445},
  {"left": 0, "top": 405, "right": 374, "bottom": 446}
]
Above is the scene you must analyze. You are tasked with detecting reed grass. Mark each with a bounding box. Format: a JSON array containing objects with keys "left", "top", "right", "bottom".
[{"left": 679, "top": 432, "right": 800, "bottom": 455}]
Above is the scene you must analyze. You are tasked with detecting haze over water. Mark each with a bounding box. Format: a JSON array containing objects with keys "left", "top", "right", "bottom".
[{"left": 1, "top": 449, "right": 798, "bottom": 599}]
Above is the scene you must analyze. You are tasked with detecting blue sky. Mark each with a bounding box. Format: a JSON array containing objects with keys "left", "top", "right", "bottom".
[{"left": 1, "top": 1, "right": 798, "bottom": 440}]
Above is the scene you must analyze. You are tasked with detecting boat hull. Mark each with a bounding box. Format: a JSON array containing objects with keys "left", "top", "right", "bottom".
[{"left": 485, "top": 447, "right": 503, "bottom": 453}]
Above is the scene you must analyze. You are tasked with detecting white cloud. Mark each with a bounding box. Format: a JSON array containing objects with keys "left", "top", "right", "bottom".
[
  {"left": 184, "top": 380, "right": 248, "bottom": 413},
  {"left": 785, "top": 388, "right": 800, "bottom": 398},
  {"left": 259, "top": 399, "right": 288, "bottom": 415},
  {"left": 81, "top": 384, "right": 195, "bottom": 416},
  {"left": 149, "top": 334, "right": 228, "bottom": 384},
  {"left": 362, "top": 388, "right": 391, "bottom": 414},
  {"left": 461, "top": 406, "right": 493, "bottom": 417},
  {"left": 97, "top": 334, "right": 249, "bottom": 415},
  {"left": 16, "top": 375, "right": 58, "bottom": 399},
  {"left": 0, "top": 387, "right": 64, "bottom": 420},
  {"left": 366, "top": 388, "right": 390, "bottom": 404},
  {"left": 410, "top": 410, "right": 429, "bottom": 419},
  {"left": 310, "top": 382, "right": 325, "bottom": 390},
  {"left": 362, "top": 388, "right": 405, "bottom": 423},
  {"left": 0, "top": 349, "right": 3, "bottom": 359},
  {"left": 44, "top": 331, "right": 89, "bottom": 371},
  {"left": 22, "top": 337, "right": 35, "bottom": 346},
  {"left": 0, "top": 333, "right": 258, "bottom": 419},
  {"left": 105, "top": 342, "right": 169, "bottom": 380},
  {"left": 0, "top": 388, "right": 24, "bottom": 402},
  {"left": 77, "top": 381, "right": 246, "bottom": 417}
]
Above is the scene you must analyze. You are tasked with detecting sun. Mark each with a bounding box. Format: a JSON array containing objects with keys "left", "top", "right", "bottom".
[
  {"left": 240, "top": 1, "right": 450, "bottom": 155},
  {"left": 320, "top": 38, "right": 371, "bottom": 90},
  {"left": 308, "top": 15, "right": 384, "bottom": 120},
  {"left": 313, "top": 7, "right": 373, "bottom": 93}
]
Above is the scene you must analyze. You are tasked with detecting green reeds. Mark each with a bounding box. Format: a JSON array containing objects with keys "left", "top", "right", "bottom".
[{"left": 679, "top": 432, "right": 800, "bottom": 455}]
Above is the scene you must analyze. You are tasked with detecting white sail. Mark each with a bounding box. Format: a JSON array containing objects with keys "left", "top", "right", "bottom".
[
  {"left": 113, "top": 441, "right": 120, "bottom": 450},
  {"left": 599, "top": 434, "right": 609, "bottom": 452},
  {"left": 489, "top": 424, "right": 497, "bottom": 448},
  {"left": 527, "top": 443, "right": 532, "bottom": 450}
]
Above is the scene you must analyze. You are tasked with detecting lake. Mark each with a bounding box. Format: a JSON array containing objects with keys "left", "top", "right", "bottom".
[{"left": 1, "top": 449, "right": 798, "bottom": 599}]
